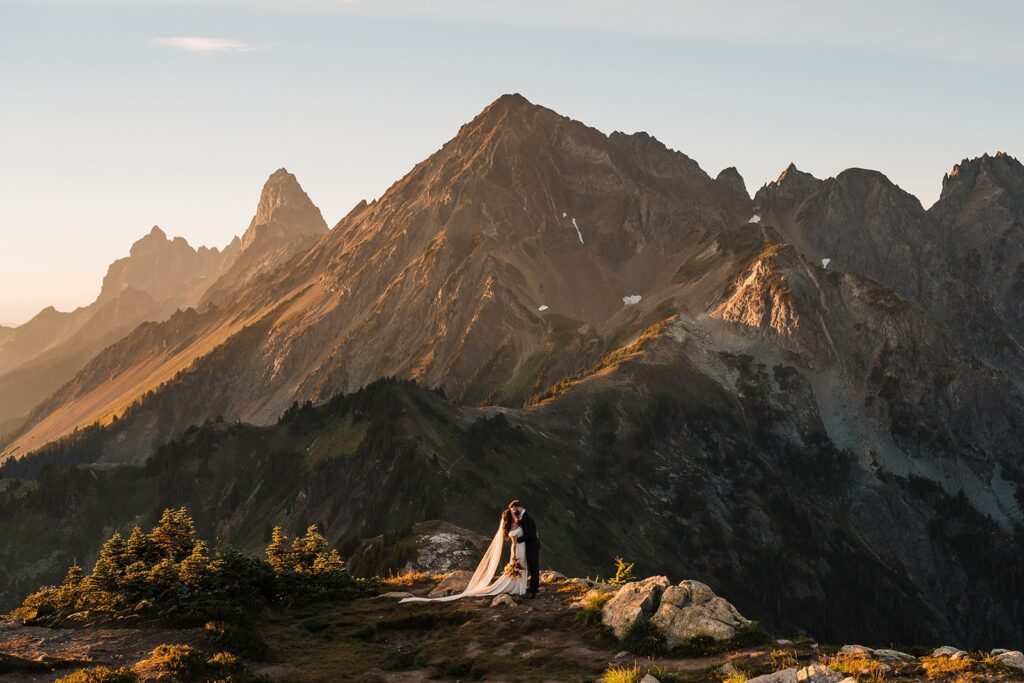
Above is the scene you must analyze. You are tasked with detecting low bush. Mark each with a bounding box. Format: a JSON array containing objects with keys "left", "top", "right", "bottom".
[{"left": 55, "top": 667, "right": 137, "bottom": 683}]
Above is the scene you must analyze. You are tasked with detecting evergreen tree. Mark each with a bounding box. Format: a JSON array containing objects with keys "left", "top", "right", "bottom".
[
  {"left": 87, "top": 532, "right": 128, "bottom": 593},
  {"left": 265, "top": 527, "right": 292, "bottom": 572},
  {"left": 126, "top": 525, "right": 155, "bottom": 564},
  {"left": 179, "top": 540, "right": 211, "bottom": 590},
  {"left": 62, "top": 561, "right": 84, "bottom": 589},
  {"left": 291, "top": 525, "right": 328, "bottom": 573},
  {"left": 150, "top": 507, "right": 197, "bottom": 562}
]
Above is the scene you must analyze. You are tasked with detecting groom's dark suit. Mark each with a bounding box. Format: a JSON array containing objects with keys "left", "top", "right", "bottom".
[{"left": 517, "top": 510, "right": 540, "bottom": 594}]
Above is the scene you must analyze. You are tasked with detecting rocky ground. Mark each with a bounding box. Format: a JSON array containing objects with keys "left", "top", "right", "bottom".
[{"left": 2, "top": 573, "right": 1024, "bottom": 682}]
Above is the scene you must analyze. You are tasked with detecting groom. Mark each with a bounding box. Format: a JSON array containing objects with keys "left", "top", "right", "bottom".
[{"left": 509, "top": 499, "right": 540, "bottom": 598}]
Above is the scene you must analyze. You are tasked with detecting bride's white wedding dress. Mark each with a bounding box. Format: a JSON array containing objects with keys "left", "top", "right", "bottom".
[{"left": 400, "top": 524, "right": 528, "bottom": 603}]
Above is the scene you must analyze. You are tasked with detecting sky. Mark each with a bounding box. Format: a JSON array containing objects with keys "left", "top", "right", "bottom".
[{"left": 1, "top": 0, "right": 1022, "bottom": 325}]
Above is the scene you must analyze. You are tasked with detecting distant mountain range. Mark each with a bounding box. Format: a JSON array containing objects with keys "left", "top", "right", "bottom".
[{"left": 2, "top": 94, "right": 1023, "bottom": 647}]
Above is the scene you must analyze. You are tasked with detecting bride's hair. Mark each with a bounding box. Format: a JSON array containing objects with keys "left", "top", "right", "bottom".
[{"left": 501, "top": 508, "right": 516, "bottom": 541}]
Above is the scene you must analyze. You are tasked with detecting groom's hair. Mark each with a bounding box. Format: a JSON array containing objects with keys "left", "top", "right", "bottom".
[{"left": 508, "top": 499, "right": 521, "bottom": 509}]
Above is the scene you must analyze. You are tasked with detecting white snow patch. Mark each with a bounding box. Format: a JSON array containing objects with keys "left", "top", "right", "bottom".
[
  {"left": 821, "top": 258, "right": 831, "bottom": 268},
  {"left": 622, "top": 294, "right": 642, "bottom": 306},
  {"left": 571, "top": 217, "right": 584, "bottom": 244},
  {"left": 749, "top": 215, "right": 761, "bottom": 223},
  {"left": 537, "top": 305, "right": 549, "bottom": 312}
]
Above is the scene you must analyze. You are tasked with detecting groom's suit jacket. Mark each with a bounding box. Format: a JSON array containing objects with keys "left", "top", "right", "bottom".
[{"left": 518, "top": 511, "right": 540, "bottom": 548}]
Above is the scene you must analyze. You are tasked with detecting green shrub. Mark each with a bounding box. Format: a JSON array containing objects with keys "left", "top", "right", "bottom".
[
  {"left": 621, "top": 616, "right": 666, "bottom": 656},
  {"left": 55, "top": 666, "right": 137, "bottom": 683}
]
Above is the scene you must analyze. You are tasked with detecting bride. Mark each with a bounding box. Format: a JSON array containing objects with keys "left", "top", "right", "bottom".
[{"left": 400, "top": 509, "right": 528, "bottom": 603}]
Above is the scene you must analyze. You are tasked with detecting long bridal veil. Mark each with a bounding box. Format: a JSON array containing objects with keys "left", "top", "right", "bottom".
[{"left": 399, "top": 520, "right": 505, "bottom": 603}]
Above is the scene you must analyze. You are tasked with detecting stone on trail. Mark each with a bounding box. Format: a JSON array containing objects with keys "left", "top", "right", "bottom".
[
  {"left": 749, "top": 664, "right": 843, "bottom": 683},
  {"left": 838, "top": 644, "right": 873, "bottom": 656},
  {"left": 931, "top": 645, "right": 964, "bottom": 657},
  {"left": 639, "top": 675, "right": 661, "bottom": 683},
  {"left": 601, "top": 576, "right": 670, "bottom": 639},
  {"left": 491, "top": 594, "right": 516, "bottom": 608},
  {"left": 871, "top": 648, "right": 914, "bottom": 662},
  {"left": 376, "top": 591, "right": 414, "bottom": 599},
  {"left": 540, "top": 569, "right": 566, "bottom": 583}
]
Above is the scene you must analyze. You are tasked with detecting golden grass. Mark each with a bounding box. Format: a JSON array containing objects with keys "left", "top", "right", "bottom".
[
  {"left": 722, "top": 670, "right": 749, "bottom": 683},
  {"left": 770, "top": 648, "right": 798, "bottom": 671},
  {"left": 581, "top": 590, "right": 615, "bottom": 611},
  {"left": 920, "top": 654, "right": 975, "bottom": 678},
  {"left": 822, "top": 652, "right": 885, "bottom": 678},
  {"left": 380, "top": 569, "right": 438, "bottom": 589}
]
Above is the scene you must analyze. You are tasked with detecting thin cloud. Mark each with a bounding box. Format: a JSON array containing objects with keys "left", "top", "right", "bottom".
[{"left": 151, "top": 36, "right": 264, "bottom": 53}]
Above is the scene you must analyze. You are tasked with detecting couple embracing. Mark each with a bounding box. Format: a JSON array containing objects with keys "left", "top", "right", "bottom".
[{"left": 401, "top": 500, "right": 540, "bottom": 603}]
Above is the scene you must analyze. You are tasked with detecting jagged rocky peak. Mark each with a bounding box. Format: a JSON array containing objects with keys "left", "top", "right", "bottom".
[
  {"left": 241, "top": 168, "right": 328, "bottom": 251},
  {"left": 98, "top": 225, "right": 232, "bottom": 305},
  {"left": 753, "top": 162, "right": 823, "bottom": 208},
  {"left": 716, "top": 166, "right": 748, "bottom": 197},
  {"left": 938, "top": 151, "right": 1024, "bottom": 209}
]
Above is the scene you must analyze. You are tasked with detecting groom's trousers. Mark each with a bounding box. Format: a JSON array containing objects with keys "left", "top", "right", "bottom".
[{"left": 525, "top": 542, "right": 540, "bottom": 593}]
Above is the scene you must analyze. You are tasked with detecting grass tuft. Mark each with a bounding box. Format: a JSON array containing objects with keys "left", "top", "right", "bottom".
[{"left": 621, "top": 615, "right": 666, "bottom": 657}]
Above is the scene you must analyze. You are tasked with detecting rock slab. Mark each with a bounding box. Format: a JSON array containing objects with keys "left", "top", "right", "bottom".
[{"left": 427, "top": 570, "right": 475, "bottom": 598}]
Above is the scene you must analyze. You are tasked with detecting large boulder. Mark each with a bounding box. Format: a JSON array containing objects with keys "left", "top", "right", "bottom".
[
  {"left": 601, "top": 576, "right": 670, "bottom": 638},
  {"left": 427, "top": 570, "right": 475, "bottom": 598},
  {"left": 650, "top": 579, "right": 750, "bottom": 648},
  {"left": 994, "top": 651, "right": 1024, "bottom": 671}
]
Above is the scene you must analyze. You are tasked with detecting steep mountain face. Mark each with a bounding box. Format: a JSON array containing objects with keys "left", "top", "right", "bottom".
[
  {"left": 1, "top": 94, "right": 754, "bottom": 460},
  {"left": 0, "top": 168, "right": 328, "bottom": 450},
  {"left": 2, "top": 96, "right": 1024, "bottom": 647},
  {"left": 0, "top": 227, "right": 238, "bottom": 444},
  {"left": 930, "top": 152, "right": 1024, "bottom": 334}
]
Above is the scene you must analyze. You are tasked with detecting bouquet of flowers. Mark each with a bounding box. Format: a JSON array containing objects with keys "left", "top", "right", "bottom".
[{"left": 503, "top": 558, "right": 523, "bottom": 579}]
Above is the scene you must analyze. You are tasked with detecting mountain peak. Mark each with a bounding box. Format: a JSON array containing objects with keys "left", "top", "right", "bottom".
[
  {"left": 241, "top": 169, "right": 328, "bottom": 252},
  {"left": 939, "top": 151, "right": 1024, "bottom": 207},
  {"left": 148, "top": 225, "right": 167, "bottom": 240},
  {"left": 754, "top": 163, "right": 822, "bottom": 209}
]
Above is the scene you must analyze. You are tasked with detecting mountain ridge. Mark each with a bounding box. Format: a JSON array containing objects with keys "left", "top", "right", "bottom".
[{"left": 2, "top": 95, "right": 1024, "bottom": 648}]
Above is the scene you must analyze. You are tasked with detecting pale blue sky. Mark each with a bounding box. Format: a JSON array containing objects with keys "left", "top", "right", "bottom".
[{"left": 2, "top": 0, "right": 1022, "bottom": 324}]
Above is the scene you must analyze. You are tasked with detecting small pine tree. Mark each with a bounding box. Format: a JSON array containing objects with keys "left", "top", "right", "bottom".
[
  {"left": 126, "top": 526, "right": 155, "bottom": 565},
  {"left": 87, "top": 532, "right": 128, "bottom": 593},
  {"left": 179, "top": 540, "right": 211, "bottom": 589},
  {"left": 609, "top": 557, "right": 635, "bottom": 586},
  {"left": 150, "top": 507, "right": 198, "bottom": 562},
  {"left": 291, "top": 525, "right": 328, "bottom": 573},
  {"left": 265, "top": 527, "right": 293, "bottom": 573},
  {"left": 62, "top": 561, "right": 84, "bottom": 589}
]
